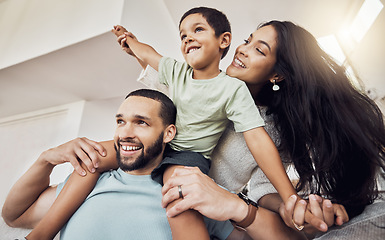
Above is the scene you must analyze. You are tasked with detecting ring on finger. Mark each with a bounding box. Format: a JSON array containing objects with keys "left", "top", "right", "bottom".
[
  {"left": 178, "top": 185, "right": 184, "bottom": 199},
  {"left": 292, "top": 219, "right": 304, "bottom": 231}
]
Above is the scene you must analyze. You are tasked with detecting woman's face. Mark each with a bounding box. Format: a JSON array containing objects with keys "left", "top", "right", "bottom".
[{"left": 226, "top": 25, "right": 278, "bottom": 88}]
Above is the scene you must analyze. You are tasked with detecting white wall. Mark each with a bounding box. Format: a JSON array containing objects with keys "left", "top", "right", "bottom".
[{"left": 0, "top": 0, "right": 124, "bottom": 69}]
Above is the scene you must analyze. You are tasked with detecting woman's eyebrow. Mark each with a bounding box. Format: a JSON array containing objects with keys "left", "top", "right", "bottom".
[{"left": 250, "top": 33, "right": 272, "bottom": 52}]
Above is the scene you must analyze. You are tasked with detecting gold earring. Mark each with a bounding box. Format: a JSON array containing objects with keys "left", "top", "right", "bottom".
[{"left": 272, "top": 79, "right": 280, "bottom": 91}]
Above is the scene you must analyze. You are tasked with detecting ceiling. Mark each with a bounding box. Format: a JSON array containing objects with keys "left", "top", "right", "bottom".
[{"left": 1, "top": 0, "right": 384, "bottom": 119}]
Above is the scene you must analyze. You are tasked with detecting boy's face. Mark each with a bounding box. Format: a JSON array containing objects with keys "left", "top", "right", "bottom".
[{"left": 179, "top": 13, "right": 222, "bottom": 70}]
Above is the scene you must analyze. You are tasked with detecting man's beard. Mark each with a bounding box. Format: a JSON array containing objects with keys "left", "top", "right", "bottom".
[{"left": 115, "top": 132, "right": 164, "bottom": 172}]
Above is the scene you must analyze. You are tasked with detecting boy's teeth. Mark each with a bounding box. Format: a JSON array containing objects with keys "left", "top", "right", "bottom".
[
  {"left": 234, "top": 58, "right": 246, "bottom": 68},
  {"left": 122, "top": 145, "right": 140, "bottom": 151},
  {"left": 188, "top": 48, "right": 198, "bottom": 53}
]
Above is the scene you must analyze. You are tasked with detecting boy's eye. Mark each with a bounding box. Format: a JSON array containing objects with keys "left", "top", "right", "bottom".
[
  {"left": 117, "top": 119, "right": 124, "bottom": 125},
  {"left": 195, "top": 27, "right": 203, "bottom": 33},
  {"left": 181, "top": 34, "right": 186, "bottom": 41},
  {"left": 244, "top": 39, "right": 250, "bottom": 44}
]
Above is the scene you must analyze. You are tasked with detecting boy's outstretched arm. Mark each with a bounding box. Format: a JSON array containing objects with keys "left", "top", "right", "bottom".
[
  {"left": 121, "top": 32, "right": 162, "bottom": 71},
  {"left": 25, "top": 140, "right": 118, "bottom": 240},
  {"left": 111, "top": 25, "right": 147, "bottom": 70},
  {"left": 243, "top": 127, "right": 297, "bottom": 204}
]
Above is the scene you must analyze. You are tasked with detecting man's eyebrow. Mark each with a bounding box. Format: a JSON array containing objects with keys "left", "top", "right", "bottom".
[
  {"left": 250, "top": 33, "right": 272, "bottom": 52},
  {"left": 115, "top": 113, "right": 151, "bottom": 121}
]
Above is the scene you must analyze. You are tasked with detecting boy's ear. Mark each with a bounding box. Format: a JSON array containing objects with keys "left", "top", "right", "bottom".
[
  {"left": 163, "top": 124, "right": 176, "bottom": 144},
  {"left": 219, "top": 32, "right": 232, "bottom": 50}
]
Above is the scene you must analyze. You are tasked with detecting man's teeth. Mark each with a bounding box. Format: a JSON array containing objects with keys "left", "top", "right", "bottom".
[
  {"left": 121, "top": 145, "right": 140, "bottom": 151},
  {"left": 234, "top": 58, "right": 246, "bottom": 68}
]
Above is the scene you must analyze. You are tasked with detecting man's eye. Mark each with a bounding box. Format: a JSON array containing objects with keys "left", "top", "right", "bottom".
[{"left": 138, "top": 120, "right": 148, "bottom": 126}]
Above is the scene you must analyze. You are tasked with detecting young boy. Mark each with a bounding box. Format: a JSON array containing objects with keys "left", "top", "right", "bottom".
[{"left": 27, "top": 7, "right": 298, "bottom": 240}]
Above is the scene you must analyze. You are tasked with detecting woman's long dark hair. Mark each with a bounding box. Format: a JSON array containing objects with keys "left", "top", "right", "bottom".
[{"left": 257, "top": 21, "right": 385, "bottom": 217}]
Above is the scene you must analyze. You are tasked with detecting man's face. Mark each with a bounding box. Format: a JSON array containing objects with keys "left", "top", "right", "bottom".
[{"left": 114, "top": 96, "right": 167, "bottom": 174}]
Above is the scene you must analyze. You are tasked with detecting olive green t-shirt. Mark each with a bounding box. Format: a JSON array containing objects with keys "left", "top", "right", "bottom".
[{"left": 159, "top": 57, "right": 264, "bottom": 159}]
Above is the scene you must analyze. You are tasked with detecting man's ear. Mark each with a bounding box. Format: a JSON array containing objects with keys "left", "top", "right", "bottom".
[
  {"left": 163, "top": 124, "right": 176, "bottom": 144},
  {"left": 219, "top": 32, "right": 231, "bottom": 50},
  {"left": 268, "top": 73, "right": 284, "bottom": 83}
]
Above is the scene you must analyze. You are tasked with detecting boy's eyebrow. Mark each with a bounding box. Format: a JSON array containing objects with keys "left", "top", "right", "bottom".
[{"left": 250, "top": 33, "right": 272, "bottom": 52}]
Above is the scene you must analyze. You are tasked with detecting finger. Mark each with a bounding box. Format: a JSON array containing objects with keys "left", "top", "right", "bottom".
[
  {"left": 334, "top": 204, "right": 349, "bottom": 225},
  {"left": 292, "top": 199, "right": 307, "bottom": 226},
  {"left": 304, "top": 209, "right": 328, "bottom": 232},
  {"left": 68, "top": 155, "right": 86, "bottom": 176},
  {"left": 171, "top": 166, "right": 200, "bottom": 177},
  {"left": 166, "top": 197, "right": 195, "bottom": 218},
  {"left": 309, "top": 194, "right": 323, "bottom": 219},
  {"left": 281, "top": 195, "right": 297, "bottom": 227},
  {"left": 162, "top": 185, "right": 181, "bottom": 208},
  {"left": 82, "top": 138, "right": 106, "bottom": 168},
  {"left": 322, "top": 199, "right": 334, "bottom": 226},
  {"left": 73, "top": 146, "right": 95, "bottom": 173}
]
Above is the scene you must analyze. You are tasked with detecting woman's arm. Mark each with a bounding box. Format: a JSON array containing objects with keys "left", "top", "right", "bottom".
[{"left": 25, "top": 140, "right": 118, "bottom": 240}]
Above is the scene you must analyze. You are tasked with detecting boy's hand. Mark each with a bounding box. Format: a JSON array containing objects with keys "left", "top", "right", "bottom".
[{"left": 112, "top": 25, "right": 128, "bottom": 37}]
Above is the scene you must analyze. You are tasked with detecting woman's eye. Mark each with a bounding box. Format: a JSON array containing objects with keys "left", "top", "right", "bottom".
[{"left": 256, "top": 48, "right": 265, "bottom": 56}]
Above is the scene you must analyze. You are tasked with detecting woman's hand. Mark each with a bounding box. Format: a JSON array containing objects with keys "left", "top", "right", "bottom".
[
  {"left": 42, "top": 137, "right": 106, "bottom": 176},
  {"left": 279, "top": 194, "right": 349, "bottom": 236},
  {"left": 161, "top": 167, "right": 248, "bottom": 222}
]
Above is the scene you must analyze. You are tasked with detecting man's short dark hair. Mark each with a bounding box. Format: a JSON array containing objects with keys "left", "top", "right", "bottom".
[
  {"left": 179, "top": 6, "right": 231, "bottom": 59},
  {"left": 126, "top": 89, "right": 176, "bottom": 126}
]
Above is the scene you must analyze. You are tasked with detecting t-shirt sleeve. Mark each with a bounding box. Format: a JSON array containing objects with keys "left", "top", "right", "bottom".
[
  {"left": 226, "top": 83, "right": 265, "bottom": 132},
  {"left": 158, "top": 56, "right": 189, "bottom": 87}
]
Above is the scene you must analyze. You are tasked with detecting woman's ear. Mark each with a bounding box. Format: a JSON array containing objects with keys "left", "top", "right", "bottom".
[
  {"left": 269, "top": 73, "right": 284, "bottom": 83},
  {"left": 219, "top": 32, "right": 232, "bottom": 50},
  {"left": 163, "top": 124, "right": 176, "bottom": 144}
]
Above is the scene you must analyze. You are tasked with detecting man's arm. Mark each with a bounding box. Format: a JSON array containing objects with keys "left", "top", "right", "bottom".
[{"left": 2, "top": 152, "right": 57, "bottom": 228}]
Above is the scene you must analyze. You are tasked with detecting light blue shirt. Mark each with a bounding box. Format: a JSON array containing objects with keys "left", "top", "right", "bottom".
[{"left": 57, "top": 169, "right": 233, "bottom": 239}]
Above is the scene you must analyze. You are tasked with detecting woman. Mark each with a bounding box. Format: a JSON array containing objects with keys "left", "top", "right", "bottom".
[{"left": 161, "top": 20, "right": 385, "bottom": 238}]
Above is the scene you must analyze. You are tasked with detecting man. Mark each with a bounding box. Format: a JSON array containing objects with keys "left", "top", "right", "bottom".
[{"left": 2, "top": 89, "right": 238, "bottom": 240}]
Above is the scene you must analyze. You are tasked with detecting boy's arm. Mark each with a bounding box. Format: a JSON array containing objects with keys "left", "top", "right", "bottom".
[
  {"left": 243, "top": 127, "right": 297, "bottom": 202},
  {"left": 112, "top": 25, "right": 147, "bottom": 70},
  {"left": 164, "top": 165, "right": 210, "bottom": 240},
  {"left": 123, "top": 32, "right": 162, "bottom": 71},
  {"left": 25, "top": 140, "right": 118, "bottom": 240}
]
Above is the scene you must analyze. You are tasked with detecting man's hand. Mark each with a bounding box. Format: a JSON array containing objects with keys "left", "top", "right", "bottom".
[{"left": 42, "top": 137, "right": 106, "bottom": 176}]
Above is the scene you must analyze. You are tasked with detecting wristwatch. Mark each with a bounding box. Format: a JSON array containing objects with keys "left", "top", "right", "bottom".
[{"left": 231, "top": 192, "right": 258, "bottom": 229}]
